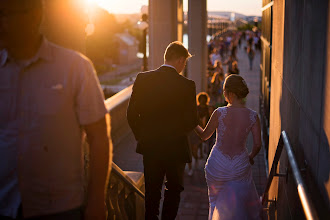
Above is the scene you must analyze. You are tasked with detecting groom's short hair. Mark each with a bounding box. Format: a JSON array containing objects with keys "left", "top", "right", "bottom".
[{"left": 164, "top": 41, "right": 192, "bottom": 62}]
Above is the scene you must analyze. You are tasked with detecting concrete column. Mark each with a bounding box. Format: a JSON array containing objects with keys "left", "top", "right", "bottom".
[
  {"left": 187, "top": 0, "right": 207, "bottom": 93},
  {"left": 177, "top": 0, "right": 184, "bottom": 43},
  {"left": 149, "top": 0, "right": 182, "bottom": 70}
]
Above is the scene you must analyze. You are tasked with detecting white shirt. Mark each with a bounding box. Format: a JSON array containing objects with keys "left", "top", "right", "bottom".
[
  {"left": 0, "top": 38, "right": 107, "bottom": 218},
  {"left": 161, "top": 64, "right": 177, "bottom": 71}
]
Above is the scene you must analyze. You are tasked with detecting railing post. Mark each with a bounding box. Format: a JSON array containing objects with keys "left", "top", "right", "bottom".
[{"left": 262, "top": 134, "right": 284, "bottom": 205}]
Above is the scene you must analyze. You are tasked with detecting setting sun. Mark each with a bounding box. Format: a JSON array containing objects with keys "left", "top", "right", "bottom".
[{"left": 85, "top": 0, "right": 148, "bottom": 14}]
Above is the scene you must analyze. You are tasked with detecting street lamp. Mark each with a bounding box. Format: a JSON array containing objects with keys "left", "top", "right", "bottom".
[
  {"left": 137, "top": 5, "right": 148, "bottom": 71},
  {"left": 253, "top": 17, "right": 259, "bottom": 30}
]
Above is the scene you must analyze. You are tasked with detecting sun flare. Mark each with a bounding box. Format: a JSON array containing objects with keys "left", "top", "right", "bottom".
[{"left": 84, "top": 0, "right": 148, "bottom": 14}]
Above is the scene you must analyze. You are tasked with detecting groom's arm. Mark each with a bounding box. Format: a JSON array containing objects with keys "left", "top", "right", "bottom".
[
  {"left": 182, "top": 81, "right": 198, "bottom": 133},
  {"left": 127, "top": 74, "right": 142, "bottom": 140}
]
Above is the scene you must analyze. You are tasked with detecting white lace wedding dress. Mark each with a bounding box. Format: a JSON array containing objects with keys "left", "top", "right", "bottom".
[{"left": 205, "top": 107, "right": 262, "bottom": 220}]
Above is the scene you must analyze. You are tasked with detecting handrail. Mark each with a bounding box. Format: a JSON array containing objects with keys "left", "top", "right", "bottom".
[
  {"left": 111, "top": 162, "right": 145, "bottom": 199},
  {"left": 102, "top": 85, "right": 145, "bottom": 219},
  {"left": 262, "top": 131, "right": 319, "bottom": 220},
  {"left": 106, "top": 162, "right": 145, "bottom": 220}
]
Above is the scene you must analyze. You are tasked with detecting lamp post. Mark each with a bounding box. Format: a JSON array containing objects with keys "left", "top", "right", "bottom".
[
  {"left": 137, "top": 5, "right": 148, "bottom": 71},
  {"left": 253, "top": 17, "right": 259, "bottom": 31}
]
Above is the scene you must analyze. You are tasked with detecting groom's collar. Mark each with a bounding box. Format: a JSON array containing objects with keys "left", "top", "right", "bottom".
[{"left": 161, "top": 64, "right": 177, "bottom": 72}]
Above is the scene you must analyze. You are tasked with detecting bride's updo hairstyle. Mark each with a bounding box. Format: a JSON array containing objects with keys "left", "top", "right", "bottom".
[{"left": 223, "top": 74, "right": 249, "bottom": 99}]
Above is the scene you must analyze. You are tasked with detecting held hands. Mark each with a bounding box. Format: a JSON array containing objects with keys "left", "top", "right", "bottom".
[
  {"left": 248, "top": 154, "right": 254, "bottom": 165},
  {"left": 194, "top": 125, "right": 203, "bottom": 136}
]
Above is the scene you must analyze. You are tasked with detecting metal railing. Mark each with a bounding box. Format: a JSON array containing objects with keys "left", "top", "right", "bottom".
[
  {"left": 262, "top": 131, "right": 319, "bottom": 220},
  {"left": 106, "top": 163, "right": 145, "bottom": 220}
]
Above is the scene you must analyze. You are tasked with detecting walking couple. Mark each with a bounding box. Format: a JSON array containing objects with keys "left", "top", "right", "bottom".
[{"left": 127, "top": 42, "right": 262, "bottom": 220}]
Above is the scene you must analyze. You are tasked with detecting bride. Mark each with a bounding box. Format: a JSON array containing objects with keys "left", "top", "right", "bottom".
[{"left": 194, "top": 75, "right": 262, "bottom": 220}]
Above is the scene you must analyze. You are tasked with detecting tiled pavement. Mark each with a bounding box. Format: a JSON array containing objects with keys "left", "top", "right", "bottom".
[{"left": 113, "top": 40, "right": 268, "bottom": 219}]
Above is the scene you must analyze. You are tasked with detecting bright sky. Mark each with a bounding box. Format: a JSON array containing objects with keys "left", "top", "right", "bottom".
[{"left": 86, "top": 0, "right": 262, "bottom": 16}]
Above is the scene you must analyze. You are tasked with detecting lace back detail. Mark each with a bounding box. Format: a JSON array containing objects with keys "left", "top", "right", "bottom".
[
  {"left": 246, "top": 110, "right": 257, "bottom": 132},
  {"left": 217, "top": 107, "right": 227, "bottom": 147}
]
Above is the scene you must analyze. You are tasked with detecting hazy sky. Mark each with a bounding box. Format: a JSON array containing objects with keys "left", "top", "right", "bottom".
[
  {"left": 88, "top": 0, "right": 262, "bottom": 16},
  {"left": 202, "top": 0, "right": 262, "bottom": 16}
]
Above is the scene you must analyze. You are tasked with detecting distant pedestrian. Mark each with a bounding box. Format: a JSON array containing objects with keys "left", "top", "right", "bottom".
[
  {"left": 230, "top": 61, "right": 240, "bottom": 75},
  {"left": 238, "top": 36, "right": 242, "bottom": 49},
  {"left": 210, "top": 48, "right": 221, "bottom": 66},
  {"left": 247, "top": 33, "right": 253, "bottom": 47},
  {"left": 213, "top": 60, "right": 224, "bottom": 75},
  {"left": 187, "top": 92, "right": 213, "bottom": 176},
  {"left": 247, "top": 46, "right": 255, "bottom": 70},
  {"left": 223, "top": 55, "right": 235, "bottom": 73},
  {"left": 254, "top": 35, "right": 259, "bottom": 50},
  {"left": 210, "top": 72, "right": 225, "bottom": 106}
]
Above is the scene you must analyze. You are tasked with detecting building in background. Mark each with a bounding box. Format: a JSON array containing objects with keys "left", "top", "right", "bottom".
[{"left": 115, "top": 31, "right": 139, "bottom": 65}]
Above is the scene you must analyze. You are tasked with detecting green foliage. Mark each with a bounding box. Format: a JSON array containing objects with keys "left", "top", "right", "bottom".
[
  {"left": 237, "top": 23, "right": 255, "bottom": 31},
  {"left": 237, "top": 20, "right": 262, "bottom": 31}
]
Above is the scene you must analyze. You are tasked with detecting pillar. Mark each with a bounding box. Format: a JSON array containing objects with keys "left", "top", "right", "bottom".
[
  {"left": 187, "top": 0, "right": 207, "bottom": 93},
  {"left": 148, "top": 0, "right": 183, "bottom": 70}
]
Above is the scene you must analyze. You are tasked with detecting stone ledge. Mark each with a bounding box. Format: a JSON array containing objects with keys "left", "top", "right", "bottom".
[{"left": 124, "top": 171, "right": 145, "bottom": 193}]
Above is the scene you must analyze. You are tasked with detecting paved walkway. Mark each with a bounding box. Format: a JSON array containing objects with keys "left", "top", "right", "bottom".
[{"left": 113, "top": 41, "right": 267, "bottom": 219}]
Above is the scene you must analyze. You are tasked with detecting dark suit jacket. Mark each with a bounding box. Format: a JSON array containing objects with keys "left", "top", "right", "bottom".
[{"left": 127, "top": 66, "right": 198, "bottom": 163}]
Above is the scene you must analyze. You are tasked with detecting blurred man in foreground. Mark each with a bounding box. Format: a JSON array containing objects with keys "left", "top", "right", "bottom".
[{"left": 0, "top": 1, "right": 112, "bottom": 219}]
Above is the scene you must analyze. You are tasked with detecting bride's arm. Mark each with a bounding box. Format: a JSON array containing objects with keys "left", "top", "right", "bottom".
[
  {"left": 194, "top": 110, "right": 218, "bottom": 141},
  {"left": 249, "top": 115, "right": 262, "bottom": 164}
]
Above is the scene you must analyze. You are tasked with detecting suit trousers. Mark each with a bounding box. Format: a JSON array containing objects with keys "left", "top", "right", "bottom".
[{"left": 143, "top": 155, "right": 185, "bottom": 220}]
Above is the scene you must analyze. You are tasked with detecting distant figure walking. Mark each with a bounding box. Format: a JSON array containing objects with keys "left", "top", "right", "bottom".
[
  {"left": 229, "top": 61, "right": 240, "bottom": 75},
  {"left": 187, "top": 92, "right": 214, "bottom": 176},
  {"left": 127, "top": 41, "right": 198, "bottom": 220},
  {"left": 210, "top": 71, "right": 224, "bottom": 106},
  {"left": 223, "top": 55, "right": 235, "bottom": 74},
  {"left": 247, "top": 46, "right": 255, "bottom": 70},
  {"left": 194, "top": 75, "right": 262, "bottom": 220}
]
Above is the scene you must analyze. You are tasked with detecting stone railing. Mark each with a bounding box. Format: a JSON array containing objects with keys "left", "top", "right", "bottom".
[
  {"left": 105, "top": 85, "right": 133, "bottom": 147},
  {"left": 105, "top": 85, "right": 145, "bottom": 220},
  {"left": 107, "top": 163, "right": 144, "bottom": 220}
]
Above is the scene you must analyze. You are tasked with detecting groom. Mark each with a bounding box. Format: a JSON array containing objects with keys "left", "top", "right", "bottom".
[{"left": 127, "top": 41, "right": 198, "bottom": 219}]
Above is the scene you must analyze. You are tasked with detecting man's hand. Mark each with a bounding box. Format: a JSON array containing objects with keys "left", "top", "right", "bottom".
[{"left": 84, "top": 115, "right": 112, "bottom": 220}]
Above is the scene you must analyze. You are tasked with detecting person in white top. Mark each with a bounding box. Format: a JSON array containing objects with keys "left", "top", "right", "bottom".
[
  {"left": 195, "top": 75, "right": 262, "bottom": 220},
  {"left": 210, "top": 48, "right": 221, "bottom": 66}
]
